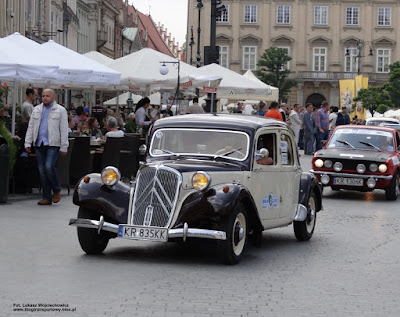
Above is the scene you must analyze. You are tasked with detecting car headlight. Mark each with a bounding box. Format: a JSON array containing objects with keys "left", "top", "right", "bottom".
[
  {"left": 356, "top": 164, "right": 366, "bottom": 174},
  {"left": 101, "top": 166, "right": 121, "bottom": 186},
  {"left": 369, "top": 163, "right": 378, "bottom": 172},
  {"left": 333, "top": 162, "right": 343, "bottom": 172},
  {"left": 192, "top": 172, "right": 210, "bottom": 190},
  {"left": 324, "top": 160, "right": 333, "bottom": 168},
  {"left": 315, "top": 159, "right": 324, "bottom": 168},
  {"left": 378, "top": 164, "right": 387, "bottom": 173}
]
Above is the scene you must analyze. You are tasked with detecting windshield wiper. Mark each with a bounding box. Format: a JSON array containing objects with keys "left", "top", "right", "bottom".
[
  {"left": 154, "top": 149, "right": 180, "bottom": 157},
  {"left": 359, "top": 141, "right": 381, "bottom": 152},
  {"left": 336, "top": 140, "right": 355, "bottom": 149},
  {"left": 214, "top": 148, "right": 243, "bottom": 159}
]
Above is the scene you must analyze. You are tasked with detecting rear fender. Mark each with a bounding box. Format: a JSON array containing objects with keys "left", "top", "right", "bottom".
[
  {"left": 299, "top": 172, "right": 322, "bottom": 211},
  {"left": 73, "top": 174, "right": 131, "bottom": 224}
]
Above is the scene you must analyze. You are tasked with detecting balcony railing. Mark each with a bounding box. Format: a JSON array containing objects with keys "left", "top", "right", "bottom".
[{"left": 296, "top": 71, "right": 389, "bottom": 82}]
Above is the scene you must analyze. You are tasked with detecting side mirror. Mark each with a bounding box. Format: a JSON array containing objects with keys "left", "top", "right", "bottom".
[
  {"left": 259, "top": 148, "right": 269, "bottom": 158},
  {"left": 139, "top": 144, "right": 147, "bottom": 156}
]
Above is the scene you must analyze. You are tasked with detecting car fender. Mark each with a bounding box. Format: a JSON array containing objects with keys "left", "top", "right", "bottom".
[
  {"left": 174, "top": 184, "right": 261, "bottom": 229},
  {"left": 298, "top": 172, "right": 322, "bottom": 211},
  {"left": 73, "top": 174, "right": 131, "bottom": 224}
]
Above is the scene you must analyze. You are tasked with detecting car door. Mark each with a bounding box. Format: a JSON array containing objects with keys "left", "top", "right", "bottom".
[
  {"left": 247, "top": 129, "right": 283, "bottom": 221},
  {"left": 279, "top": 131, "right": 302, "bottom": 219}
]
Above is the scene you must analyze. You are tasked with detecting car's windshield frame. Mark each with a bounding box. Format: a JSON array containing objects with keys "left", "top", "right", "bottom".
[
  {"left": 149, "top": 128, "right": 251, "bottom": 161},
  {"left": 327, "top": 128, "right": 395, "bottom": 152}
]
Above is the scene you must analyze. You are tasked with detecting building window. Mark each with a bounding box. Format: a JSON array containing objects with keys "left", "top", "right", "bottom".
[
  {"left": 377, "top": 49, "right": 390, "bottom": 73},
  {"left": 377, "top": 8, "right": 391, "bottom": 26},
  {"left": 243, "top": 46, "right": 257, "bottom": 70},
  {"left": 219, "top": 46, "right": 229, "bottom": 68},
  {"left": 217, "top": 4, "right": 229, "bottom": 23},
  {"left": 277, "top": 5, "right": 290, "bottom": 24},
  {"left": 346, "top": 7, "right": 359, "bottom": 25},
  {"left": 277, "top": 46, "right": 290, "bottom": 70},
  {"left": 313, "top": 47, "right": 327, "bottom": 71},
  {"left": 314, "top": 6, "right": 328, "bottom": 25},
  {"left": 244, "top": 5, "right": 257, "bottom": 23},
  {"left": 344, "top": 48, "right": 358, "bottom": 72}
]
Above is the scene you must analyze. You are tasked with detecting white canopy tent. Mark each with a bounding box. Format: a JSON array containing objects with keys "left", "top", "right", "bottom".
[
  {"left": 104, "top": 92, "right": 161, "bottom": 106},
  {"left": 83, "top": 51, "right": 114, "bottom": 66},
  {"left": 195, "top": 64, "right": 278, "bottom": 101},
  {"left": 108, "top": 48, "right": 221, "bottom": 92},
  {"left": 243, "top": 70, "right": 279, "bottom": 101}
]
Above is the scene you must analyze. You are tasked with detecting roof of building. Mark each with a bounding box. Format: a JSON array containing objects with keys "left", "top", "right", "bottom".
[{"left": 128, "top": 5, "right": 175, "bottom": 58}]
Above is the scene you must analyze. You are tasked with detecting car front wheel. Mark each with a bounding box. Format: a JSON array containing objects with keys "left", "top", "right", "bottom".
[
  {"left": 294, "top": 191, "right": 317, "bottom": 241},
  {"left": 217, "top": 203, "right": 248, "bottom": 265},
  {"left": 77, "top": 207, "right": 110, "bottom": 254},
  {"left": 385, "top": 171, "right": 400, "bottom": 201}
]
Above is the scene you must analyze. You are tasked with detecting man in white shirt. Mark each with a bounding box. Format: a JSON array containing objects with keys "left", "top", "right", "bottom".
[
  {"left": 289, "top": 104, "right": 301, "bottom": 144},
  {"left": 105, "top": 116, "right": 124, "bottom": 138},
  {"left": 329, "top": 106, "right": 338, "bottom": 132},
  {"left": 21, "top": 88, "right": 38, "bottom": 123}
]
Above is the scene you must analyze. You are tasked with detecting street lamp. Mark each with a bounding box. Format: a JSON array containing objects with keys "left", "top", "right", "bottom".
[
  {"left": 189, "top": 26, "right": 195, "bottom": 66},
  {"left": 345, "top": 40, "right": 373, "bottom": 75},
  {"left": 196, "top": 0, "right": 203, "bottom": 68},
  {"left": 159, "top": 60, "right": 180, "bottom": 115}
]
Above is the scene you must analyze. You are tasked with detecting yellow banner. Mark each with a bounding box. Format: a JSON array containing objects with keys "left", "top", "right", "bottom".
[
  {"left": 352, "top": 75, "right": 368, "bottom": 121},
  {"left": 339, "top": 79, "right": 355, "bottom": 111}
]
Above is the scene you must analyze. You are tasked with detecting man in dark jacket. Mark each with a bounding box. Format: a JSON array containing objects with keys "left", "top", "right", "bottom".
[{"left": 303, "top": 103, "right": 315, "bottom": 155}]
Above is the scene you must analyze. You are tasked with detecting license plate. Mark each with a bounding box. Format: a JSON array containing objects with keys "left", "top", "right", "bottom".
[
  {"left": 118, "top": 225, "right": 168, "bottom": 242},
  {"left": 333, "top": 177, "right": 363, "bottom": 186}
]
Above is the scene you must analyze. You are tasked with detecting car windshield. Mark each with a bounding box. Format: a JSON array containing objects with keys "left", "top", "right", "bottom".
[
  {"left": 327, "top": 128, "right": 394, "bottom": 152},
  {"left": 150, "top": 128, "right": 249, "bottom": 161},
  {"left": 367, "top": 119, "right": 399, "bottom": 126}
]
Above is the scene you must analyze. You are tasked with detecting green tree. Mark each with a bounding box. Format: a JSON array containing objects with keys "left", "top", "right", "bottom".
[
  {"left": 256, "top": 47, "right": 297, "bottom": 101},
  {"left": 353, "top": 86, "right": 393, "bottom": 117},
  {"left": 386, "top": 61, "right": 400, "bottom": 108}
]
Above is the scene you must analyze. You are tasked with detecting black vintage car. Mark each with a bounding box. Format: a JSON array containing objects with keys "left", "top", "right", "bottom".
[{"left": 70, "top": 114, "right": 322, "bottom": 264}]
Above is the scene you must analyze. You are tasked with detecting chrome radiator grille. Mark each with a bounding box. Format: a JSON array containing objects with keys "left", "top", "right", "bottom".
[{"left": 131, "top": 166, "right": 182, "bottom": 227}]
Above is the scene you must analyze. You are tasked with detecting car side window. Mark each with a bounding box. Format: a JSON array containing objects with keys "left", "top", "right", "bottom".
[
  {"left": 280, "top": 133, "right": 294, "bottom": 166},
  {"left": 256, "top": 133, "right": 276, "bottom": 165},
  {"left": 396, "top": 132, "right": 400, "bottom": 150}
]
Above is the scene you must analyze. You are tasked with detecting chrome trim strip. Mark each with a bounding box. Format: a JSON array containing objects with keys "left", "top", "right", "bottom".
[
  {"left": 310, "top": 169, "right": 393, "bottom": 180},
  {"left": 294, "top": 204, "right": 307, "bottom": 221},
  {"left": 69, "top": 218, "right": 227, "bottom": 241},
  {"left": 69, "top": 218, "right": 119, "bottom": 233},
  {"left": 168, "top": 228, "right": 227, "bottom": 240}
]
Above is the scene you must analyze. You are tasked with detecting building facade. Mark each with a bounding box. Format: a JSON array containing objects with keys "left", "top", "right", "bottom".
[{"left": 187, "top": 0, "right": 397, "bottom": 106}]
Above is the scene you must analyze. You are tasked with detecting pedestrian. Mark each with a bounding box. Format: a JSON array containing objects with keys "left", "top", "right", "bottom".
[
  {"left": 264, "top": 101, "right": 283, "bottom": 120},
  {"left": 135, "top": 97, "right": 155, "bottom": 125},
  {"left": 303, "top": 103, "right": 315, "bottom": 155},
  {"left": 232, "top": 101, "right": 243, "bottom": 113},
  {"left": 187, "top": 97, "right": 205, "bottom": 114},
  {"left": 161, "top": 104, "right": 174, "bottom": 117},
  {"left": 298, "top": 105, "right": 305, "bottom": 149},
  {"left": 279, "top": 103, "right": 287, "bottom": 122},
  {"left": 254, "top": 101, "right": 267, "bottom": 116},
  {"left": 21, "top": 88, "right": 38, "bottom": 123},
  {"left": 289, "top": 104, "right": 301, "bottom": 145},
  {"left": 315, "top": 101, "right": 330, "bottom": 151},
  {"left": 329, "top": 106, "right": 338, "bottom": 132},
  {"left": 24, "top": 88, "right": 69, "bottom": 205}
]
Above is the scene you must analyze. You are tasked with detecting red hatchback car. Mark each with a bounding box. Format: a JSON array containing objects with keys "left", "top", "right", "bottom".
[{"left": 311, "top": 125, "right": 400, "bottom": 200}]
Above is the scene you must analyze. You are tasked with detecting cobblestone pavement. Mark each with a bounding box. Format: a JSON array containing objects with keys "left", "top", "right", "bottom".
[{"left": 1, "top": 155, "right": 399, "bottom": 316}]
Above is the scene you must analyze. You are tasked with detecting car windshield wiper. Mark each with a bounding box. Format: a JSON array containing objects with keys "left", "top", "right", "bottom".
[
  {"left": 359, "top": 141, "right": 381, "bottom": 152},
  {"left": 336, "top": 139, "right": 355, "bottom": 149},
  {"left": 154, "top": 149, "right": 180, "bottom": 157},
  {"left": 214, "top": 148, "right": 242, "bottom": 159}
]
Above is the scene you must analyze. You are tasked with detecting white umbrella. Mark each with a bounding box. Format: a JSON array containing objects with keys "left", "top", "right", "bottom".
[
  {"left": 243, "top": 70, "right": 279, "bottom": 101},
  {"left": 83, "top": 51, "right": 114, "bottom": 66}
]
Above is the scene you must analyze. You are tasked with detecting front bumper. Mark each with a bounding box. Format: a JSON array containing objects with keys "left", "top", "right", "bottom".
[
  {"left": 310, "top": 169, "right": 392, "bottom": 188},
  {"left": 69, "top": 217, "right": 227, "bottom": 241}
]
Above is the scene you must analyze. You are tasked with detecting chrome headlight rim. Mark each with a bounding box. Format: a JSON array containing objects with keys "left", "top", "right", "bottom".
[
  {"left": 315, "top": 159, "right": 324, "bottom": 168},
  {"left": 356, "top": 164, "right": 366, "bottom": 174},
  {"left": 378, "top": 164, "right": 388, "bottom": 173},
  {"left": 333, "top": 162, "right": 343, "bottom": 172},
  {"left": 101, "top": 166, "right": 121, "bottom": 186},
  {"left": 324, "top": 160, "right": 333, "bottom": 168},
  {"left": 369, "top": 163, "right": 378, "bottom": 172},
  {"left": 192, "top": 171, "right": 211, "bottom": 191}
]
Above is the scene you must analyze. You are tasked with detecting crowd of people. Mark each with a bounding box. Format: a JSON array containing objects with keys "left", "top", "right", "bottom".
[{"left": 236, "top": 100, "right": 365, "bottom": 156}]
